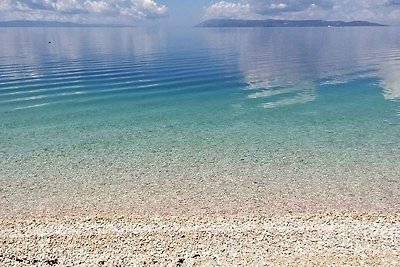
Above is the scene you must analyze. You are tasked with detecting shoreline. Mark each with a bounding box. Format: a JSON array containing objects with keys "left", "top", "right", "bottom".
[
  {"left": 2, "top": 161, "right": 399, "bottom": 265},
  {"left": 1, "top": 208, "right": 399, "bottom": 266}
]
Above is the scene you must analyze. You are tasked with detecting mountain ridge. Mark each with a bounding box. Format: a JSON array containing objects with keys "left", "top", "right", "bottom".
[{"left": 196, "top": 19, "right": 387, "bottom": 28}]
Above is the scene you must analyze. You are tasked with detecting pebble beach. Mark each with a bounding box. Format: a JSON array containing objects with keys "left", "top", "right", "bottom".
[{"left": 1, "top": 210, "right": 400, "bottom": 266}]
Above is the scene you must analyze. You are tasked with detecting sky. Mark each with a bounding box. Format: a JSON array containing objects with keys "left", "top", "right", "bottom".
[{"left": 0, "top": 0, "right": 399, "bottom": 26}]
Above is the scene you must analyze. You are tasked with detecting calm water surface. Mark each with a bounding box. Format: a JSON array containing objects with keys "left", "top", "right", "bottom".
[{"left": 1, "top": 27, "right": 400, "bottom": 214}]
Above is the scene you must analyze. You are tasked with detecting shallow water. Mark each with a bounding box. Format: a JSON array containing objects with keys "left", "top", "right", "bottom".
[{"left": 1, "top": 27, "right": 400, "bottom": 215}]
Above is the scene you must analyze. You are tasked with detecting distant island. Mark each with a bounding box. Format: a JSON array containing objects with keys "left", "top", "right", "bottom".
[
  {"left": 196, "top": 19, "right": 387, "bottom": 28},
  {"left": 0, "top": 20, "right": 134, "bottom": 28}
]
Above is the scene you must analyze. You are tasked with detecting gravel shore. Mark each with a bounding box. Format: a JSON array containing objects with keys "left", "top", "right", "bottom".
[{"left": 1, "top": 211, "right": 399, "bottom": 266}]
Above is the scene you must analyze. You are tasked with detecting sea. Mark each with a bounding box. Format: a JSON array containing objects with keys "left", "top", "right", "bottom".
[{"left": 1, "top": 26, "right": 399, "bottom": 215}]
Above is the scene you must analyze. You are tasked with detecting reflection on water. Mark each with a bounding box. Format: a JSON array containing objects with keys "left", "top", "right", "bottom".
[
  {"left": 203, "top": 27, "right": 400, "bottom": 108},
  {"left": 247, "top": 81, "right": 316, "bottom": 109},
  {"left": 0, "top": 27, "right": 165, "bottom": 82},
  {"left": 380, "top": 65, "right": 400, "bottom": 101},
  {"left": 0, "top": 28, "right": 168, "bottom": 111},
  {"left": 0, "top": 27, "right": 400, "bottom": 114},
  {"left": 0, "top": 27, "right": 165, "bottom": 61}
]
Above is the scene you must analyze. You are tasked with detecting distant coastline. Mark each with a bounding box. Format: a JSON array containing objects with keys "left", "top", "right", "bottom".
[
  {"left": 0, "top": 20, "right": 134, "bottom": 28},
  {"left": 196, "top": 19, "right": 387, "bottom": 28}
]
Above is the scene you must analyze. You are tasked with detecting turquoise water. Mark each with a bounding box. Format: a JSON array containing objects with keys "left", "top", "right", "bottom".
[{"left": 1, "top": 27, "right": 400, "bottom": 214}]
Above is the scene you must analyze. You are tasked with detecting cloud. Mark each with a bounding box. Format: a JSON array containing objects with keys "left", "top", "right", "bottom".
[
  {"left": 205, "top": 0, "right": 400, "bottom": 24},
  {"left": 205, "top": 1, "right": 252, "bottom": 19},
  {"left": 0, "top": 0, "right": 168, "bottom": 23},
  {"left": 250, "top": 0, "right": 334, "bottom": 15},
  {"left": 205, "top": 0, "right": 336, "bottom": 19}
]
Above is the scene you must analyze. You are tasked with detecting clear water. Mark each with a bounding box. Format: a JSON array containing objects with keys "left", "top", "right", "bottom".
[{"left": 1, "top": 27, "right": 400, "bottom": 214}]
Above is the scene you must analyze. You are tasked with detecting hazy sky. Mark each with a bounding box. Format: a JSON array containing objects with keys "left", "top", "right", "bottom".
[{"left": 0, "top": 0, "right": 399, "bottom": 26}]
